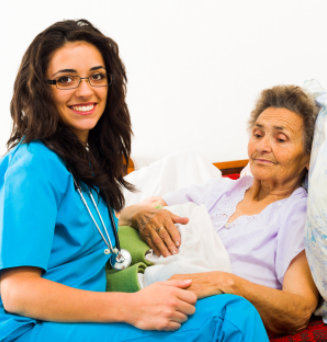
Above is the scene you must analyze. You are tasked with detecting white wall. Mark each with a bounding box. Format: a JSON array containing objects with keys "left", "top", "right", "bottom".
[{"left": 2, "top": 0, "right": 327, "bottom": 168}]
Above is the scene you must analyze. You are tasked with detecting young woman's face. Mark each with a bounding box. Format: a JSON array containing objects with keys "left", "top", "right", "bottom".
[
  {"left": 47, "top": 41, "right": 108, "bottom": 143},
  {"left": 248, "top": 107, "right": 309, "bottom": 187}
]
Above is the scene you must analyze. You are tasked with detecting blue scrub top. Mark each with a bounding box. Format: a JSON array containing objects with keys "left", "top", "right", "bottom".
[{"left": 0, "top": 141, "right": 116, "bottom": 341}]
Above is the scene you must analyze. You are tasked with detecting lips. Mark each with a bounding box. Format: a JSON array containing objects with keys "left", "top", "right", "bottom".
[
  {"left": 253, "top": 158, "right": 275, "bottom": 164},
  {"left": 70, "top": 103, "right": 96, "bottom": 114}
]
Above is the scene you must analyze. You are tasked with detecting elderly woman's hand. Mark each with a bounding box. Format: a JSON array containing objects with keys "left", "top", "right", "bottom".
[
  {"left": 170, "top": 272, "right": 227, "bottom": 298},
  {"left": 134, "top": 207, "right": 189, "bottom": 256},
  {"left": 119, "top": 199, "right": 189, "bottom": 257}
]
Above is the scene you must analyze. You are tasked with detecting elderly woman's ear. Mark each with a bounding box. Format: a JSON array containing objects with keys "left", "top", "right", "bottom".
[{"left": 304, "top": 153, "right": 310, "bottom": 171}]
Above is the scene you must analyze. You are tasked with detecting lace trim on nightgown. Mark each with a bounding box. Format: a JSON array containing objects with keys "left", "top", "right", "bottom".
[
  {"left": 210, "top": 176, "right": 292, "bottom": 232},
  {"left": 210, "top": 176, "right": 252, "bottom": 231}
]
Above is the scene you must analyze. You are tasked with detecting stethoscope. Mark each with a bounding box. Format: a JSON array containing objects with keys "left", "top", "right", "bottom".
[{"left": 74, "top": 178, "right": 132, "bottom": 270}]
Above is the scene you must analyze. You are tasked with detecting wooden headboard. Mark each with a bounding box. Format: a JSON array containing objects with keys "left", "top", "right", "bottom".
[
  {"left": 213, "top": 159, "right": 248, "bottom": 176},
  {"left": 126, "top": 158, "right": 248, "bottom": 176},
  {"left": 126, "top": 159, "right": 135, "bottom": 175}
]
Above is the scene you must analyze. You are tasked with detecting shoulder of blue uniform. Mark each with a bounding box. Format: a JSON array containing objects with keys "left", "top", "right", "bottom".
[
  {"left": 8, "top": 140, "right": 67, "bottom": 171},
  {"left": 1, "top": 140, "right": 72, "bottom": 192}
]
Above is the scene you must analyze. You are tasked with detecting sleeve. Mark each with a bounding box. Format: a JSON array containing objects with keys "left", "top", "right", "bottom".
[
  {"left": 275, "top": 193, "right": 307, "bottom": 286},
  {"left": 0, "top": 143, "right": 70, "bottom": 272},
  {"left": 163, "top": 177, "right": 233, "bottom": 209}
]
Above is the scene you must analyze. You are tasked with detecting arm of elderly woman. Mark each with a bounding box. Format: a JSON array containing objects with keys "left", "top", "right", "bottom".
[
  {"left": 0, "top": 267, "right": 196, "bottom": 330},
  {"left": 118, "top": 199, "right": 319, "bottom": 335},
  {"left": 171, "top": 251, "right": 318, "bottom": 335}
]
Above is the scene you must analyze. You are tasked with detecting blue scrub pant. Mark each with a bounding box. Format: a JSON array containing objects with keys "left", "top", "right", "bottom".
[{"left": 12, "top": 295, "right": 269, "bottom": 342}]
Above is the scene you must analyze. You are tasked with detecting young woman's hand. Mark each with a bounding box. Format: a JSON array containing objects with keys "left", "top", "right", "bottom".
[
  {"left": 126, "top": 279, "right": 196, "bottom": 331},
  {"left": 1, "top": 267, "right": 195, "bottom": 328}
]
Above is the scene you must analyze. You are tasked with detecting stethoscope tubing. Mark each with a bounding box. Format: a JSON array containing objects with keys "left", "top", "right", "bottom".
[
  {"left": 108, "top": 206, "right": 121, "bottom": 251},
  {"left": 73, "top": 178, "right": 118, "bottom": 252},
  {"left": 73, "top": 177, "right": 131, "bottom": 270}
]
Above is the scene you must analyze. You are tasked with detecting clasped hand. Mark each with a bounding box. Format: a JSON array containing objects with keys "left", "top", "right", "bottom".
[
  {"left": 126, "top": 202, "right": 189, "bottom": 257},
  {"left": 130, "top": 279, "right": 197, "bottom": 331}
]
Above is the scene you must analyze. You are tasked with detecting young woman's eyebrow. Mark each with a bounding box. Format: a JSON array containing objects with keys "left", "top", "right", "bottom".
[
  {"left": 90, "top": 66, "right": 106, "bottom": 71},
  {"left": 52, "top": 69, "right": 77, "bottom": 77},
  {"left": 51, "top": 66, "right": 105, "bottom": 78}
]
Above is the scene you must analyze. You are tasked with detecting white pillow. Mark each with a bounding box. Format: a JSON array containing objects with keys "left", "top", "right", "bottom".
[
  {"left": 123, "top": 150, "right": 221, "bottom": 207},
  {"left": 304, "top": 79, "right": 327, "bottom": 323}
]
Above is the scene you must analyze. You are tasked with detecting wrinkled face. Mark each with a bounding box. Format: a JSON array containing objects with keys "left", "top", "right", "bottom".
[
  {"left": 47, "top": 41, "right": 108, "bottom": 143},
  {"left": 248, "top": 107, "right": 309, "bottom": 187}
]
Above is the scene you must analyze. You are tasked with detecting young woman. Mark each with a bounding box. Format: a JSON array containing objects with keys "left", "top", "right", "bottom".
[{"left": 0, "top": 19, "right": 268, "bottom": 341}]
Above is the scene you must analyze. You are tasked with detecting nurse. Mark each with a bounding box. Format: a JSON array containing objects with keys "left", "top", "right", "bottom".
[{"left": 0, "top": 19, "right": 268, "bottom": 341}]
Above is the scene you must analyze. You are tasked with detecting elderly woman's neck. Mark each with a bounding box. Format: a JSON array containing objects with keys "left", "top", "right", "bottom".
[{"left": 249, "top": 178, "right": 302, "bottom": 201}]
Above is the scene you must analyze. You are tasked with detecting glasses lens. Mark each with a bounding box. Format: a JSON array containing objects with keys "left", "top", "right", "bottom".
[
  {"left": 89, "top": 72, "right": 109, "bottom": 87},
  {"left": 56, "top": 75, "right": 80, "bottom": 89}
]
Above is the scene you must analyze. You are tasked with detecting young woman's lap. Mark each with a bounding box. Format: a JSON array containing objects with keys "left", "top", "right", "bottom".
[{"left": 12, "top": 295, "right": 268, "bottom": 342}]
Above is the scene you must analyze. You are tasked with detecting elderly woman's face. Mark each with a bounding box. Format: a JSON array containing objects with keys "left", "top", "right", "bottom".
[{"left": 248, "top": 107, "right": 309, "bottom": 186}]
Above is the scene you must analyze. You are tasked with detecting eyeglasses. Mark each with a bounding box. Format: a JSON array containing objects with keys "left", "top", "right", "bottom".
[{"left": 47, "top": 72, "right": 112, "bottom": 90}]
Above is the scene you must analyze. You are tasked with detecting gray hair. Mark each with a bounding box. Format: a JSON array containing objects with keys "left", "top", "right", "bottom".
[{"left": 249, "top": 85, "right": 319, "bottom": 154}]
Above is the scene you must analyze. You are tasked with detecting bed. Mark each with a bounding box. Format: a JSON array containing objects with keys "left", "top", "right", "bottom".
[{"left": 124, "top": 151, "right": 327, "bottom": 341}]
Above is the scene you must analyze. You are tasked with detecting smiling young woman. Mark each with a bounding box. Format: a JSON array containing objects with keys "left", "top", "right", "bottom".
[{"left": 47, "top": 41, "right": 108, "bottom": 144}]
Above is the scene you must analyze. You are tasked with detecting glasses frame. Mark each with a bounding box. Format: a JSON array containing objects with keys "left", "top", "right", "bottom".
[{"left": 47, "top": 73, "right": 112, "bottom": 90}]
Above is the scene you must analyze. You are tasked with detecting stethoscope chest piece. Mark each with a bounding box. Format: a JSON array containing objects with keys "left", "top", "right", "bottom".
[{"left": 110, "top": 248, "right": 132, "bottom": 270}]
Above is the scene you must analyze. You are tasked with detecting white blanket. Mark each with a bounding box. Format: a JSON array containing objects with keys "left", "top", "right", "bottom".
[
  {"left": 124, "top": 150, "right": 221, "bottom": 207},
  {"left": 139, "top": 202, "right": 231, "bottom": 287}
]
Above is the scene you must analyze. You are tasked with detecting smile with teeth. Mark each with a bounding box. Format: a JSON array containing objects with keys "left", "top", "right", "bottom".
[{"left": 71, "top": 103, "right": 95, "bottom": 113}]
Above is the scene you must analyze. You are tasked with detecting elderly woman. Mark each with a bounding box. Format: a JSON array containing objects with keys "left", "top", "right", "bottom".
[{"left": 119, "top": 85, "right": 320, "bottom": 335}]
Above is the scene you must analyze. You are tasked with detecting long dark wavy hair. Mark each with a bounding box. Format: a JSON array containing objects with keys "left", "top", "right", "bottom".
[{"left": 9, "top": 19, "right": 133, "bottom": 211}]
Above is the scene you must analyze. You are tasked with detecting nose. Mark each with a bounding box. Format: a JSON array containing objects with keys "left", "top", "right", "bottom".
[
  {"left": 74, "top": 78, "right": 93, "bottom": 97},
  {"left": 257, "top": 135, "right": 272, "bottom": 153}
]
